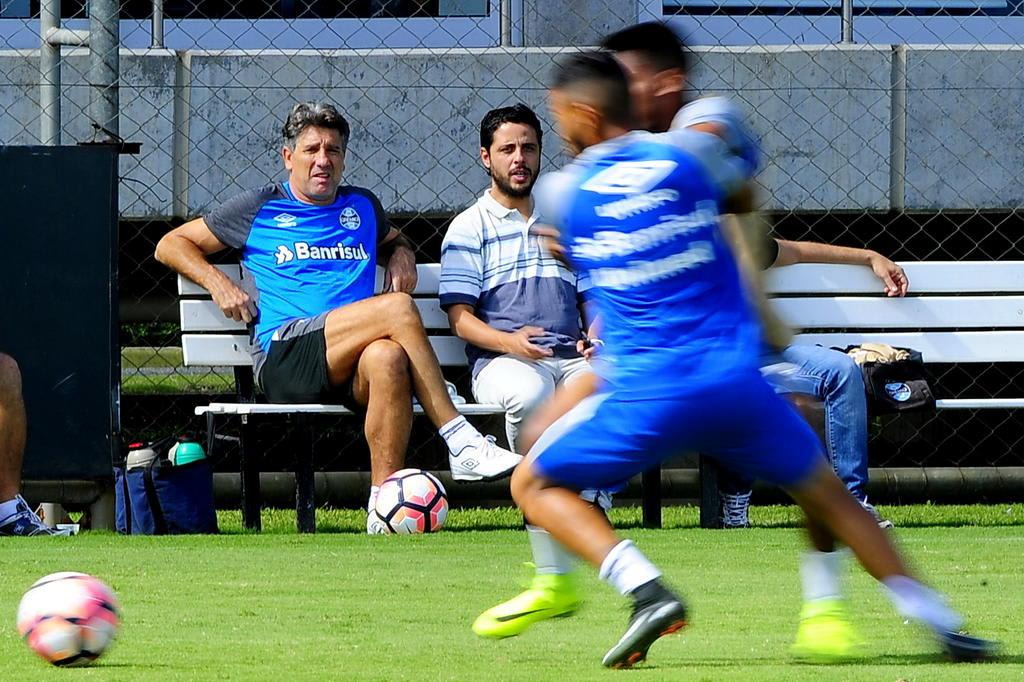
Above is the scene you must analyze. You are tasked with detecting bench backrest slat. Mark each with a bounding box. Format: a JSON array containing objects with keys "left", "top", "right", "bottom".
[
  {"left": 179, "top": 264, "right": 241, "bottom": 295},
  {"left": 766, "top": 261, "right": 1024, "bottom": 294},
  {"left": 180, "top": 262, "right": 1024, "bottom": 297},
  {"left": 178, "top": 262, "right": 1024, "bottom": 368},
  {"left": 181, "top": 294, "right": 1024, "bottom": 333},
  {"left": 774, "top": 296, "right": 1024, "bottom": 329}
]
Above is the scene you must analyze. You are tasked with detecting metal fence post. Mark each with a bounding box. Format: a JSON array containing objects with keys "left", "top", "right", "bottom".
[
  {"left": 39, "top": 0, "right": 90, "bottom": 145},
  {"left": 39, "top": 0, "right": 60, "bottom": 145},
  {"left": 841, "top": 0, "right": 854, "bottom": 43},
  {"left": 89, "top": 0, "right": 120, "bottom": 142},
  {"left": 151, "top": 0, "right": 164, "bottom": 49},
  {"left": 500, "top": 0, "right": 511, "bottom": 46},
  {"left": 499, "top": 0, "right": 523, "bottom": 47}
]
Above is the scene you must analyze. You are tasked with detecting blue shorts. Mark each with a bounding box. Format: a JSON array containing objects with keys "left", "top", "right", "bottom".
[{"left": 529, "top": 370, "right": 824, "bottom": 492}]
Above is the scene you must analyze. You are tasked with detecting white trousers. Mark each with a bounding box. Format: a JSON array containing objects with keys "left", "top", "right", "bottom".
[{"left": 472, "top": 354, "right": 593, "bottom": 453}]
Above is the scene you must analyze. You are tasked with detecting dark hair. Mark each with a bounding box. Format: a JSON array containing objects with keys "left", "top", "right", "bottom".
[
  {"left": 600, "top": 22, "right": 691, "bottom": 74},
  {"left": 549, "top": 51, "right": 632, "bottom": 126},
  {"left": 282, "top": 102, "right": 351, "bottom": 149},
  {"left": 479, "top": 103, "right": 543, "bottom": 150}
]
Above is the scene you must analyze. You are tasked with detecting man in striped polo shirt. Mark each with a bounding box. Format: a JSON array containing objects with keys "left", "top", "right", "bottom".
[
  {"left": 442, "top": 105, "right": 602, "bottom": 636},
  {"left": 440, "top": 104, "right": 598, "bottom": 454}
]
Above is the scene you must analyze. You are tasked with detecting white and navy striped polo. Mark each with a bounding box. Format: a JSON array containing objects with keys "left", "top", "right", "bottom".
[{"left": 439, "top": 190, "right": 591, "bottom": 378}]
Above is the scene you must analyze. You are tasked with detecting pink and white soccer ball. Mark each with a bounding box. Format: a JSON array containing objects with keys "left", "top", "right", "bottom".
[
  {"left": 16, "top": 572, "right": 120, "bottom": 666},
  {"left": 374, "top": 468, "right": 449, "bottom": 534}
]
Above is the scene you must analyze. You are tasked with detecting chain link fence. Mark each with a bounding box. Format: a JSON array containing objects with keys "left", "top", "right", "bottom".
[{"left": 1, "top": 0, "right": 1022, "bottom": 477}]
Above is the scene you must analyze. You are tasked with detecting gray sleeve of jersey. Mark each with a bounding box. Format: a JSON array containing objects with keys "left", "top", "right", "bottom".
[
  {"left": 349, "top": 187, "right": 390, "bottom": 244},
  {"left": 661, "top": 128, "right": 748, "bottom": 199},
  {"left": 672, "top": 96, "right": 738, "bottom": 129},
  {"left": 672, "top": 96, "right": 761, "bottom": 177},
  {"left": 204, "top": 185, "right": 277, "bottom": 250}
]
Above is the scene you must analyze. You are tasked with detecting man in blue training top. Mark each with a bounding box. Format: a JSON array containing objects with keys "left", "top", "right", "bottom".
[
  {"left": 602, "top": 22, "right": 906, "bottom": 530},
  {"left": 156, "top": 102, "right": 521, "bottom": 534},
  {"left": 498, "top": 52, "right": 995, "bottom": 669}
]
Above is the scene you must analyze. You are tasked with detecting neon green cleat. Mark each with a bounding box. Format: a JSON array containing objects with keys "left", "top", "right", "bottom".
[
  {"left": 791, "top": 598, "right": 861, "bottom": 662},
  {"left": 473, "top": 572, "right": 582, "bottom": 639}
]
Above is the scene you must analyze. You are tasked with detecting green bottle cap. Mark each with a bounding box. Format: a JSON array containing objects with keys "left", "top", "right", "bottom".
[{"left": 170, "top": 441, "right": 206, "bottom": 465}]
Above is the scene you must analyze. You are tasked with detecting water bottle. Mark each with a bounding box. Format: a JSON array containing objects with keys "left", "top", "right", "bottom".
[
  {"left": 125, "top": 442, "right": 159, "bottom": 470},
  {"left": 169, "top": 438, "right": 206, "bottom": 466}
]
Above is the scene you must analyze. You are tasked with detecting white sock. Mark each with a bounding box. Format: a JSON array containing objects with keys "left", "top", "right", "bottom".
[
  {"left": 598, "top": 540, "right": 661, "bottom": 596},
  {"left": 0, "top": 497, "right": 20, "bottom": 519},
  {"left": 527, "top": 524, "right": 575, "bottom": 575},
  {"left": 882, "top": 575, "right": 963, "bottom": 633},
  {"left": 367, "top": 486, "right": 380, "bottom": 514},
  {"left": 439, "top": 416, "right": 480, "bottom": 455},
  {"left": 800, "top": 550, "right": 844, "bottom": 602}
]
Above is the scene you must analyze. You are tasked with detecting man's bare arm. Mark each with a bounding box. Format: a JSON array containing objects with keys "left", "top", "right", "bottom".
[
  {"left": 154, "top": 218, "right": 256, "bottom": 323},
  {"left": 377, "top": 227, "right": 418, "bottom": 294},
  {"left": 775, "top": 240, "right": 908, "bottom": 296},
  {"left": 446, "top": 304, "right": 552, "bottom": 360}
]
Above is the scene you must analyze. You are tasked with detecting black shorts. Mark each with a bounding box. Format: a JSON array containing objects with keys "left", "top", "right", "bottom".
[{"left": 259, "top": 320, "right": 360, "bottom": 410}]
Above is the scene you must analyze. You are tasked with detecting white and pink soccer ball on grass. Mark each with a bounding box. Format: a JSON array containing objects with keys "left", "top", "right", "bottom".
[
  {"left": 16, "top": 571, "right": 120, "bottom": 666},
  {"left": 373, "top": 468, "right": 449, "bottom": 534}
]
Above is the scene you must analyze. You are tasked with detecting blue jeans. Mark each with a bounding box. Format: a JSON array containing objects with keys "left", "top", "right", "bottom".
[{"left": 719, "top": 344, "right": 869, "bottom": 501}]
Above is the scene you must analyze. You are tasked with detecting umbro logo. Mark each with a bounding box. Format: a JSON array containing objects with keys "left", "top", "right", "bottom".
[
  {"left": 273, "top": 213, "right": 297, "bottom": 226},
  {"left": 275, "top": 245, "right": 295, "bottom": 264}
]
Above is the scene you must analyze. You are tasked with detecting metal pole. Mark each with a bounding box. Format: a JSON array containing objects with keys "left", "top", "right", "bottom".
[
  {"left": 500, "top": 0, "right": 511, "bottom": 47},
  {"left": 89, "top": 0, "right": 120, "bottom": 142},
  {"left": 841, "top": 0, "right": 854, "bottom": 43},
  {"left": 511, "top": 0, "right": 523, "bottom": 47},
  {"left": 40, "top": 0, "right": 61, "bottom": 145},
  {"left": 151, "top": 0, "right": 164, "bottom": 49}
]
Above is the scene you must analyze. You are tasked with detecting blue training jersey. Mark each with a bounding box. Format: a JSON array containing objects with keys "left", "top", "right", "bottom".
[
  {"left": 533, "top": 130, "right": 763, "bottom": 397},
  {"left": 205, "top": 181, "right": 388, "bottom": 354}
]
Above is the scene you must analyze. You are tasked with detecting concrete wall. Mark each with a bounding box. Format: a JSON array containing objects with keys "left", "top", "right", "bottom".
[
  {"left": 524, "top": 0, "right": 636, "bottom": 47},
  {"left": 1, "top": 44, "right": 1019, "bottom": 218},
  {"left": 903, "top": 46, "right": 1024, "bottom": 210},
  {"left": 693, "top": 45, "right": 894, "bottom": 211},
  {"left": 0, "top": 49, "right": 176, "bottom": 216}
]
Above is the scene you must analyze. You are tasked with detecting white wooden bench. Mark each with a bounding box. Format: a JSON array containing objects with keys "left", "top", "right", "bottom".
[
  {"left": 180, "top": 260, "right": 1024, "bottom": 531},
  {"left": 691, "top": 259, "right": 1024, "bottom": 527},
  {"left": 770, "top": 260, "right": 1024, "bottom": 412},
  {"left": 179, "top": 263, "right": 517, "bottom": 532}
]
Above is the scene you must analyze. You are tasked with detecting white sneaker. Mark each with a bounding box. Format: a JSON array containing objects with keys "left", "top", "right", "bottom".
[
  {"left": 860, "top": 499, "right": 893, "bottom": 529},
  {"left": 366, "top": 510, "right": 388, "bottom": 535},
  {"left": 0, "top": 496, "right": 72, "bottom": 537},
  {"left": 449, "top": 434, "right": 523, "bottom": 482}
]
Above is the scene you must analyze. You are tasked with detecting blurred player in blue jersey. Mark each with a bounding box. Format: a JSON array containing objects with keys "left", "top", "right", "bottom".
[
  {"left": 475, "top": 23, "right": 892, "bottom": 650},
  {"left": 495, "top": 51, "right": 995, "bottom": 669},
  {"left": 603, "top": 22, "right": 923, "bottom": 659},
  {"left": 603, "top": 22, "right": 903, "bottom": 532}
]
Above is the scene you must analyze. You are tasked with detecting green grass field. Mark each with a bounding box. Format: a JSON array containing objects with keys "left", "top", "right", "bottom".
[{"left": 1, "top": 505, "right": 1022, "bottom": 680}]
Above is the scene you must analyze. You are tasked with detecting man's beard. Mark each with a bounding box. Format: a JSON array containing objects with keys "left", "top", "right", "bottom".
[{"left": 492, "top": 168, "right": 536, "bottom": 199}]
